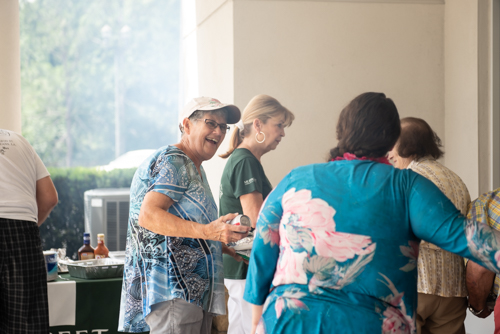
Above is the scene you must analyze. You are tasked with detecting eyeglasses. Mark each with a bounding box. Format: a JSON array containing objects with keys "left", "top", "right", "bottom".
[{"left": 203, "top": 119, "right": 230, "bottom": 133}]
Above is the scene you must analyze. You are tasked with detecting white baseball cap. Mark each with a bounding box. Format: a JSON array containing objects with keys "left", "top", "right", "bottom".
[{"left": 179, "top": 97, "right": 241, "bottom": 125}]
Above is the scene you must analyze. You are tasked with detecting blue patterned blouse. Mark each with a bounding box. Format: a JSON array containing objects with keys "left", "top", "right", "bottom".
[
  {"left": 118, "top": 146, "right": 225, "bottom": 332},
  {"left": 244, "top": 160, "right": 500, "bottom": 334}
]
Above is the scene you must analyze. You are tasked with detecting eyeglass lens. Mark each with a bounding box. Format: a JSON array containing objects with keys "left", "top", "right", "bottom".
[{"left": 205, "top": 119, "right": 229, "bottom": 133}]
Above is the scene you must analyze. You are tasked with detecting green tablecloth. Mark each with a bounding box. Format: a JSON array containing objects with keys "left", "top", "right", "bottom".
[{"left": 49, "top": 274, "right": 148, "bottom": 334}]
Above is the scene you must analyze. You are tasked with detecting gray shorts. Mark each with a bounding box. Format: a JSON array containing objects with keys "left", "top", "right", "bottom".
[{"left": 145, "top": 298, "right": 214, "bottom": 334}]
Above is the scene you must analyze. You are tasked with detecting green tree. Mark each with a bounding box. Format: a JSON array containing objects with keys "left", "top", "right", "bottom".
[{"left": 20, "top": 0, "right": 180, "bottom": 167}]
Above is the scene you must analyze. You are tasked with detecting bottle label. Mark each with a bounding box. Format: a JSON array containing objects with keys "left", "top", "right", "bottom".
[
  {"left": 80, "top": 252, "right": 95, "bottom": 260},
  {"left": 95, "top": 254, "right": 107, "bottom": 259}
]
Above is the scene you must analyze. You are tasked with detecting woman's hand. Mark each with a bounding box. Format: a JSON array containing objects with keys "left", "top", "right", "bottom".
[
  {"left": 222, "top": 244, "right": 249, "bottom": 264},
  {"left": 203, "top": 213, "right": 250, "bottom": 243}
]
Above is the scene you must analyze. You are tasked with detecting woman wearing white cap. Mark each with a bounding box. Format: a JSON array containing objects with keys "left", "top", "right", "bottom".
[
  {"left": 119, "top": 97, "right": 250, "bottom": 334},
  {"left": 219, "top": 94, "right": 295, "bottom": 334}
]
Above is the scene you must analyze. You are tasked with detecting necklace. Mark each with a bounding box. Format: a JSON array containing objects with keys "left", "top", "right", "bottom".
[{"left": 331, "top": 152, "right": 392, "bottom": 165}]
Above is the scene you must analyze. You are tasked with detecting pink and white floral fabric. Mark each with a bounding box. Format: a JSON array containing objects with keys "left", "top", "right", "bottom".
[
  {"left": 379, "top": 273, "right": 415, "bottom": 334},
  {"left": 269, "top": 188, "right": 376, "bottom": 291},
  {"left": 244, "top": 160, "right": 500, "bottom": 334}
]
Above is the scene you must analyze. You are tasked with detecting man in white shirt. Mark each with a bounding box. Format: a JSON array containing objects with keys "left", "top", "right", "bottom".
[{"left": 0, "top": 129, "right": 58, "bottom": 333}]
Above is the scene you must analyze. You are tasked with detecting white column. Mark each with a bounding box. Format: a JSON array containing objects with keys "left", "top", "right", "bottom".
[
  {"left": 444, "top": 0, "right": 481, "bottom": 199},
  {"left": 189, "top": 0, "right": 235, "bottom": 202},
  {"left": 0, "top": 0, "right": 21, "bottom": 133}
]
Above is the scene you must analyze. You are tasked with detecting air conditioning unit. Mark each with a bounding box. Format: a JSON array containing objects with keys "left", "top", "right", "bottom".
[{"left": 84, "top": 188, "right": 130, "bottom": 251}]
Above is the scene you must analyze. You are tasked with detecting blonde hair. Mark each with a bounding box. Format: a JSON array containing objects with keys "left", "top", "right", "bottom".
[{"left": 220, "top": 94, "right": 295, "bottom": 158}]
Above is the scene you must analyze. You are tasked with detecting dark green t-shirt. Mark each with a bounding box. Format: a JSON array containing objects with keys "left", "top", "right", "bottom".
[{"left": 219, "top": 148, "right": 273, "bottom": 279}]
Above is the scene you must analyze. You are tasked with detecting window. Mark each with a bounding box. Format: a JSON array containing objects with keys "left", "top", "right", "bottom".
[{"left": 20, "top": 0, "right": 181, "bottom": 167}]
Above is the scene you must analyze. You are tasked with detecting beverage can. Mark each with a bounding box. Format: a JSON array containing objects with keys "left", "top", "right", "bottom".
[{"left": 227, "top": 214, "right": 251, "bottom": 233}]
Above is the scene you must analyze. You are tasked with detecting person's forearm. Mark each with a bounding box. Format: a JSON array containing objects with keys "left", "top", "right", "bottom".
[
  {"left": 37, "top": 204, "right": 56, "bottom": 226},
  {"left": 139, "top": 206, "right": 247, "bottom": 244},
  {"left": 222, "top": 243, "right": 247, "bottom": 264},
  {"left": 222, "top": 243, "right": 235, "bottom": 255},
  {"left": 140, "top": 192, "right": 247, "bottom": 242},
  {"left": 240, "top": 191, "right": 264, "bottom": 229},
  {"left": 36, "top": 176, "right": 58, "bottom": 226},
  {"left": 466, "top": 261, "right": 495, "bottom": 311},
  {"left": 247, "top": 211, "right": 259, "bottom": 229},
  {"left": 251, "top": 304, "right": 263, "bottom": 334},
  {"left": 139, "top": 206, "right": 208, "bottom": 239}
]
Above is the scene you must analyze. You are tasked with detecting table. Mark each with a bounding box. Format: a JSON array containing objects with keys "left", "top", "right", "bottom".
[{"left": 48, "top": 274, "right": 148, "bottom": 334}]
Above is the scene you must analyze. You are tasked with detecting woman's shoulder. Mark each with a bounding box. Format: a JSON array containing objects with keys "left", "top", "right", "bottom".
[
  {"left": 145, "top": 145, "right": 192, "bottom": 172},
  {"left": 290, "top": 162, "right": 328, "bottom": 174},
  {"left": 289, "top": 160, "right": 397, "bottom": 174},
  {"left": 291, "top": 160, "right": 420, "bottom": 186},
  {"left": 409, "top": 157, "right": 465, "bottom": 183},
  {"left": 226, "top": 148, "right": 260, "bottom": 166},
  {"left": 158, "top": 145, "right": 190, "bottom": 161},
  {"left": 284, "top": 162, "right": 332, "bottom": 184},
  {"left": 232, "top": 148, "right": 258, "bottom": 160}
]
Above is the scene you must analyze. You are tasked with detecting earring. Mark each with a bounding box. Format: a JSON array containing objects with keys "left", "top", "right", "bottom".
[{"left": 255, "top": 131, "right": 265, "bottom": 144}]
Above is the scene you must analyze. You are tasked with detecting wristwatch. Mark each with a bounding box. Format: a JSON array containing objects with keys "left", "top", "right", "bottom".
[{"left": 468, "top": 292, "right": 497, "bottom": 316}]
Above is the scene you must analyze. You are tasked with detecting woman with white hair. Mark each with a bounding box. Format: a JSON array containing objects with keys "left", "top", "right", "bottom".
[
  {"left": 219, "top": 94, "right": 295, "bottom": 334},
  {"left": 119, "top": 97, "right": 250, "bottom": 334}
]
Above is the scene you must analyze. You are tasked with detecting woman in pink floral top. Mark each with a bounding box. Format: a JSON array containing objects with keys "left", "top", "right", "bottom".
[{"left": 243, "top": 92, "right": 500, "bottom": 334}]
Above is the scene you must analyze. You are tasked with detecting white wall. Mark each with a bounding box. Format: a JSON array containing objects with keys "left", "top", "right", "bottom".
[
  {"left": 233, "top": 0, "right": 445, "bottom": 185},
  {"left": 0, "top": 0, "right": 21, "bottom": 133},
  {"left": 465, "top": 312, "right": 495, "bottom": 334},
  {"left": 192, "top": 0, "right": 445, "bottom": 199}
]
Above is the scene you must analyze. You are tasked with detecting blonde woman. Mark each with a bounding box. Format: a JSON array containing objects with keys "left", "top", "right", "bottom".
[{"left": 219, "top": 94, "right": 294, "bottom": 334}]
